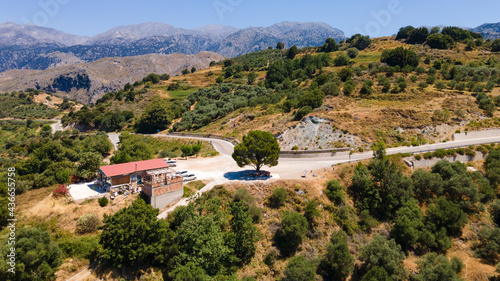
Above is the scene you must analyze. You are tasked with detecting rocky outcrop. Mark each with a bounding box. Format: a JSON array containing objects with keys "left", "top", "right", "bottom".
[{"left": 277, "top": 116, "right": 367, "bottom": 150}]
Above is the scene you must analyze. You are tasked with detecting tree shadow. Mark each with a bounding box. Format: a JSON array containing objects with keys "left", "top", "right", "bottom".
[{"left": 223, "top": 170, "right": 271, "bottom": 181}]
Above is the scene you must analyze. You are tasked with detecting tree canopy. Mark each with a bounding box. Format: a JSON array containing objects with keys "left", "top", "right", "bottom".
[
  {"left": 381, "top": 47, "right": 420, "bottom": 68},
  {"left": 232, "top": 130, "right": 280, "bottom": 172},
  {"left": 99, "top": 198, "right": 168, "bottom": 268},
  {"left": 0, "top": 228, "right": 62, "bottom": 281}
]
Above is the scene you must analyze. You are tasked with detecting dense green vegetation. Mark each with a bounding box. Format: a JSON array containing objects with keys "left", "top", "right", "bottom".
[
  {"left": 0, "top": 228, "right": 62, "bottom": 281},
  {"left": 110, "top": 132, "right": 218, "bottom": 164},
  {"left": 98, "top": 187, "right": 262, "bottom": 279},
  {"left": 0, "top": 91, "right": 61, "bottom": 119},
  {"left": 396, "top": 26, "right": 485, "bottom": 51}
]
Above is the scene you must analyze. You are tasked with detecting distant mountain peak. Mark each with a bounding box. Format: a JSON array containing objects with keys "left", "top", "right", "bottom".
[
  {"left": 471, "top": 22, "right": 500, "bottom": 40},
  {"left": 0, "top": 21, "right": 89, "bottom": 46}
]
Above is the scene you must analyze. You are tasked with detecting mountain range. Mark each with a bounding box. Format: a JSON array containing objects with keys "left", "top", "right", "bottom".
[
  {"left": 471, "top": 22, "right": 500, "bottom": 40},
  {"left": 0, "top": 21, "right": 346, "bottom": 72}
]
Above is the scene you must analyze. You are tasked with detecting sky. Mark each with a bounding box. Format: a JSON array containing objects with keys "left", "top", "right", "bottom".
[{"left": 0, "top": 0, "right": 499, "bottom": 37}]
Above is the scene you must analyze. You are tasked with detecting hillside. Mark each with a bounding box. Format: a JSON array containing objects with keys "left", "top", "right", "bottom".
[
  {"left": 90, "top": 32, "right": 499, "bottom": 151},
  {"left": 0, "top": 51, "right": 224, "bottom": 103}
]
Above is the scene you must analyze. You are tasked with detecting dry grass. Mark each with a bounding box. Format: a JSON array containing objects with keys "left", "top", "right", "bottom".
[{"left": 17, "top": 186, "right": 139, "bottom": 234}]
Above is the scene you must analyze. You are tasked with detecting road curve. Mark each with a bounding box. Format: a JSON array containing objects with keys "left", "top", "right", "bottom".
[{"left": 104, "top": 131, "right": 500, "bottom": 219}]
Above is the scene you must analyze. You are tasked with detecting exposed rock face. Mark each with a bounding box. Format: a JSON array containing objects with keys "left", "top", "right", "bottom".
[
  {"left": 216, "top": 22, "right": 346, "bottom": 57},
  {"left": 0, "top": 21, "right": 347, "bottom": 72},
  {"left": 0, "top": 52, "right": 225, "bottom": 104},
  {"left": 471, "top": 22, "right": 500, "bottom": 40},
  {"left": 277, "top": 116, "right": 367, "bottom": 150}
]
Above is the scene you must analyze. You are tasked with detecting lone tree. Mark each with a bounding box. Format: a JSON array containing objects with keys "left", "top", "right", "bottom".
[{"left": 232, "top": 130, "right": 280, "bottom": 173}]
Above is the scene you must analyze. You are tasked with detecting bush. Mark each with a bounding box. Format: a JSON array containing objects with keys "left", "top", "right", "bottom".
[
  {"left": 360, "top": 235, "right": 407, "bottom": 280},
  {"left": 269, "top": 187, "right": 287, "bottom": 208},
  {"left": 275, "top": 211, "right": 308, "bottom": 256},
  {"left": 325, "top": 180, "right": 345, "bottom": 205},
  {"left": 474, "top": 226, "right": 500, "bottom": 263},
  {"left": 98, "top": 196, "right": 109, "bottom": 207},
  {"left": 413, "top": 253, "right": 463, "bottom": 281},
  {"left": 76, "top": 214, "right": 100, "bottom": 234},
  {"left": 381, "top": 47, "right": 420, "bottom": 68},
  {"left": 294, "top": 106, "right": 313, "bottom": 121},
  {"left": 334, "top": 54, "right": 351, "bottom": 66},
  {"left": 0, "top": 228, "right": 62, "bottom": 281},
  {"left": 282, "top": 256, "right": 316, "bottom": 281},
  {"left": 52, "top": 185, "right": 69, "bottom": 198},
  {"left": 347, "top": 48, "right": 359, "bottom": 58},
  {"left": 318, "top": 230, "right": 354, "bottom": 281},
  {"left": 58, "top": 236, "right": 100, "bottom": 260},
  {"left": 491, "top": 200, "right": 500, "bottom": 226}
]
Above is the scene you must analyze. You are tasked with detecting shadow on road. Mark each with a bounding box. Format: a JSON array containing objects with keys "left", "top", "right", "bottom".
[{"left": 223, "top": 170, "right": 271, "bottom": 181}]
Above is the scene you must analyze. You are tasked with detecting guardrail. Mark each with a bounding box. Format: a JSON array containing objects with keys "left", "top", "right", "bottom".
[{"left": 166, "top": 132, "right": 240, "bottom": 146}]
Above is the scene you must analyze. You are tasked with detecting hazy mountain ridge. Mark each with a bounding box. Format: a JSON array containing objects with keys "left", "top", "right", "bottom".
[
  {"left": 0, "top": 21, "right": 89, "bottom": 46},
  {"left": 0, "top": 21, "right": 346, "bottom": 72},
  {"left": 471, "top": 22, "right": 500, "bottom": 39}
]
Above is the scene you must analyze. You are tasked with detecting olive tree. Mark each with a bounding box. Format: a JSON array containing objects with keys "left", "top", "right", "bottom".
[{"left": 232, "top": 130, "right": 280, "bottom": 173}]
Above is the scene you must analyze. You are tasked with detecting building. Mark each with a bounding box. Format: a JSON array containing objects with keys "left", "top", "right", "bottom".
[{"left": 98, "top": 159, "right": 183, "bottom": 209}]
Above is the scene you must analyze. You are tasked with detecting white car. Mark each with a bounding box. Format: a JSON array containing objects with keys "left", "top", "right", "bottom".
[
  {"left": 178, "top": 170, "right": 188, "bottom": 176},
  {"left": 183, "top": 174, "right": 197, "bottom": 182},
  {"left": 166, "top": 160, "right": 177, "bottom": 167}
]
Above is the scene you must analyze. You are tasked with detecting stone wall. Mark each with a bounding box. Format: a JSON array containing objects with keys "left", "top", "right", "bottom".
[
  {"left": 454, "top": 129, "right": 500, "bottom": 141},
  {"left": 150, "top": 188, "right": 183, "bottom": 209}
]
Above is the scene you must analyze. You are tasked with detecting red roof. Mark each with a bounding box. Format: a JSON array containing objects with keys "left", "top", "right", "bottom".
[{"left": 99, "top": 159, "right": 169, "bottom": 178}]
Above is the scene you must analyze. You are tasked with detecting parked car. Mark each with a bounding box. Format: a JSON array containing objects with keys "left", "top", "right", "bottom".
[
  {"left": 164, "top": 158, "right": 177, "bottom": 167},
  {"left": 183, "top": 174, "right": 197, "bottom": 182}
]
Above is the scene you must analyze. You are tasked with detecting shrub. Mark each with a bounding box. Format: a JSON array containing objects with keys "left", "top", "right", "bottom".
[
  {"left": 269, "top": 187, "right": 287, "bottom": 208},
  {"left": 318, "top": 230, "right": 354, "bottom": 281},
  {"left": 491, "top": 200, "right": 500, "bottom": 226},
  {"left": 334, "top": 54, "right": 351, "bottom": 66},
  {"left": 76, "top": 214, "right": 100, "bottom": 234},
  {"left": 275, "top": 211, "right": 308, "bottom": 256},
  {"left": 413, "top": 253, "right": 463, "bottom": 281},
  {"left": 474, "top": 226, "right": 500, "bottom": 263},
  {"left": 0, "top": 228, "right": 62, "bottom": 280},
  {"left": 98, "top": 196, "right": 109, "bottom": 207},
  {"left": 325, "top": 180, "right": 345, "bottom": 205},
  {"left": 53, "top": 185, "right": 69, "bottom": 198},
  {"left": 360, "top": 235, "right": 408, "bottom": 280},
  {"left": 294, "top": 106, "right": 312, "bottom": 121},
  {"left": 381, "top": 47, "right": 420, "bottom": 68},
  {"left": 282, "top": 256, "right": 316, "bottom": 281},
  {"left": 263, "top": 247, "right": 280, "bottom": 266},
  {"left": 347, "top": 48, "right": 359, "bottom": 58}
]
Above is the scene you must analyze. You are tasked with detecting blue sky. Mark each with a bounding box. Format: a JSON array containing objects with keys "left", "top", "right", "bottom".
[{"left": 1, "top": 0, "right": 499, "bottom": 37}]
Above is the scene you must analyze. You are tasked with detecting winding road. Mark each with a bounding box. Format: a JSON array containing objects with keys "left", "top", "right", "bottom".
[{"left": 105, "top": 132, "right": 500, "bottom": 219}]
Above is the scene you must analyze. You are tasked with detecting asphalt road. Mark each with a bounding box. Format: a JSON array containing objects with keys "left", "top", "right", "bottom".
[{"left": 104, "top": 132, "right": 500, "bottom": 218}]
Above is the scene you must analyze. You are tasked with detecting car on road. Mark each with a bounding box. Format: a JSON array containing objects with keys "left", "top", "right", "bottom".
[
  {"left": 183, "top": 174, "right": 197, "bottom": 182},
  {"left": 165, "top": 159, "right": 177, "bottom": 167}
]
